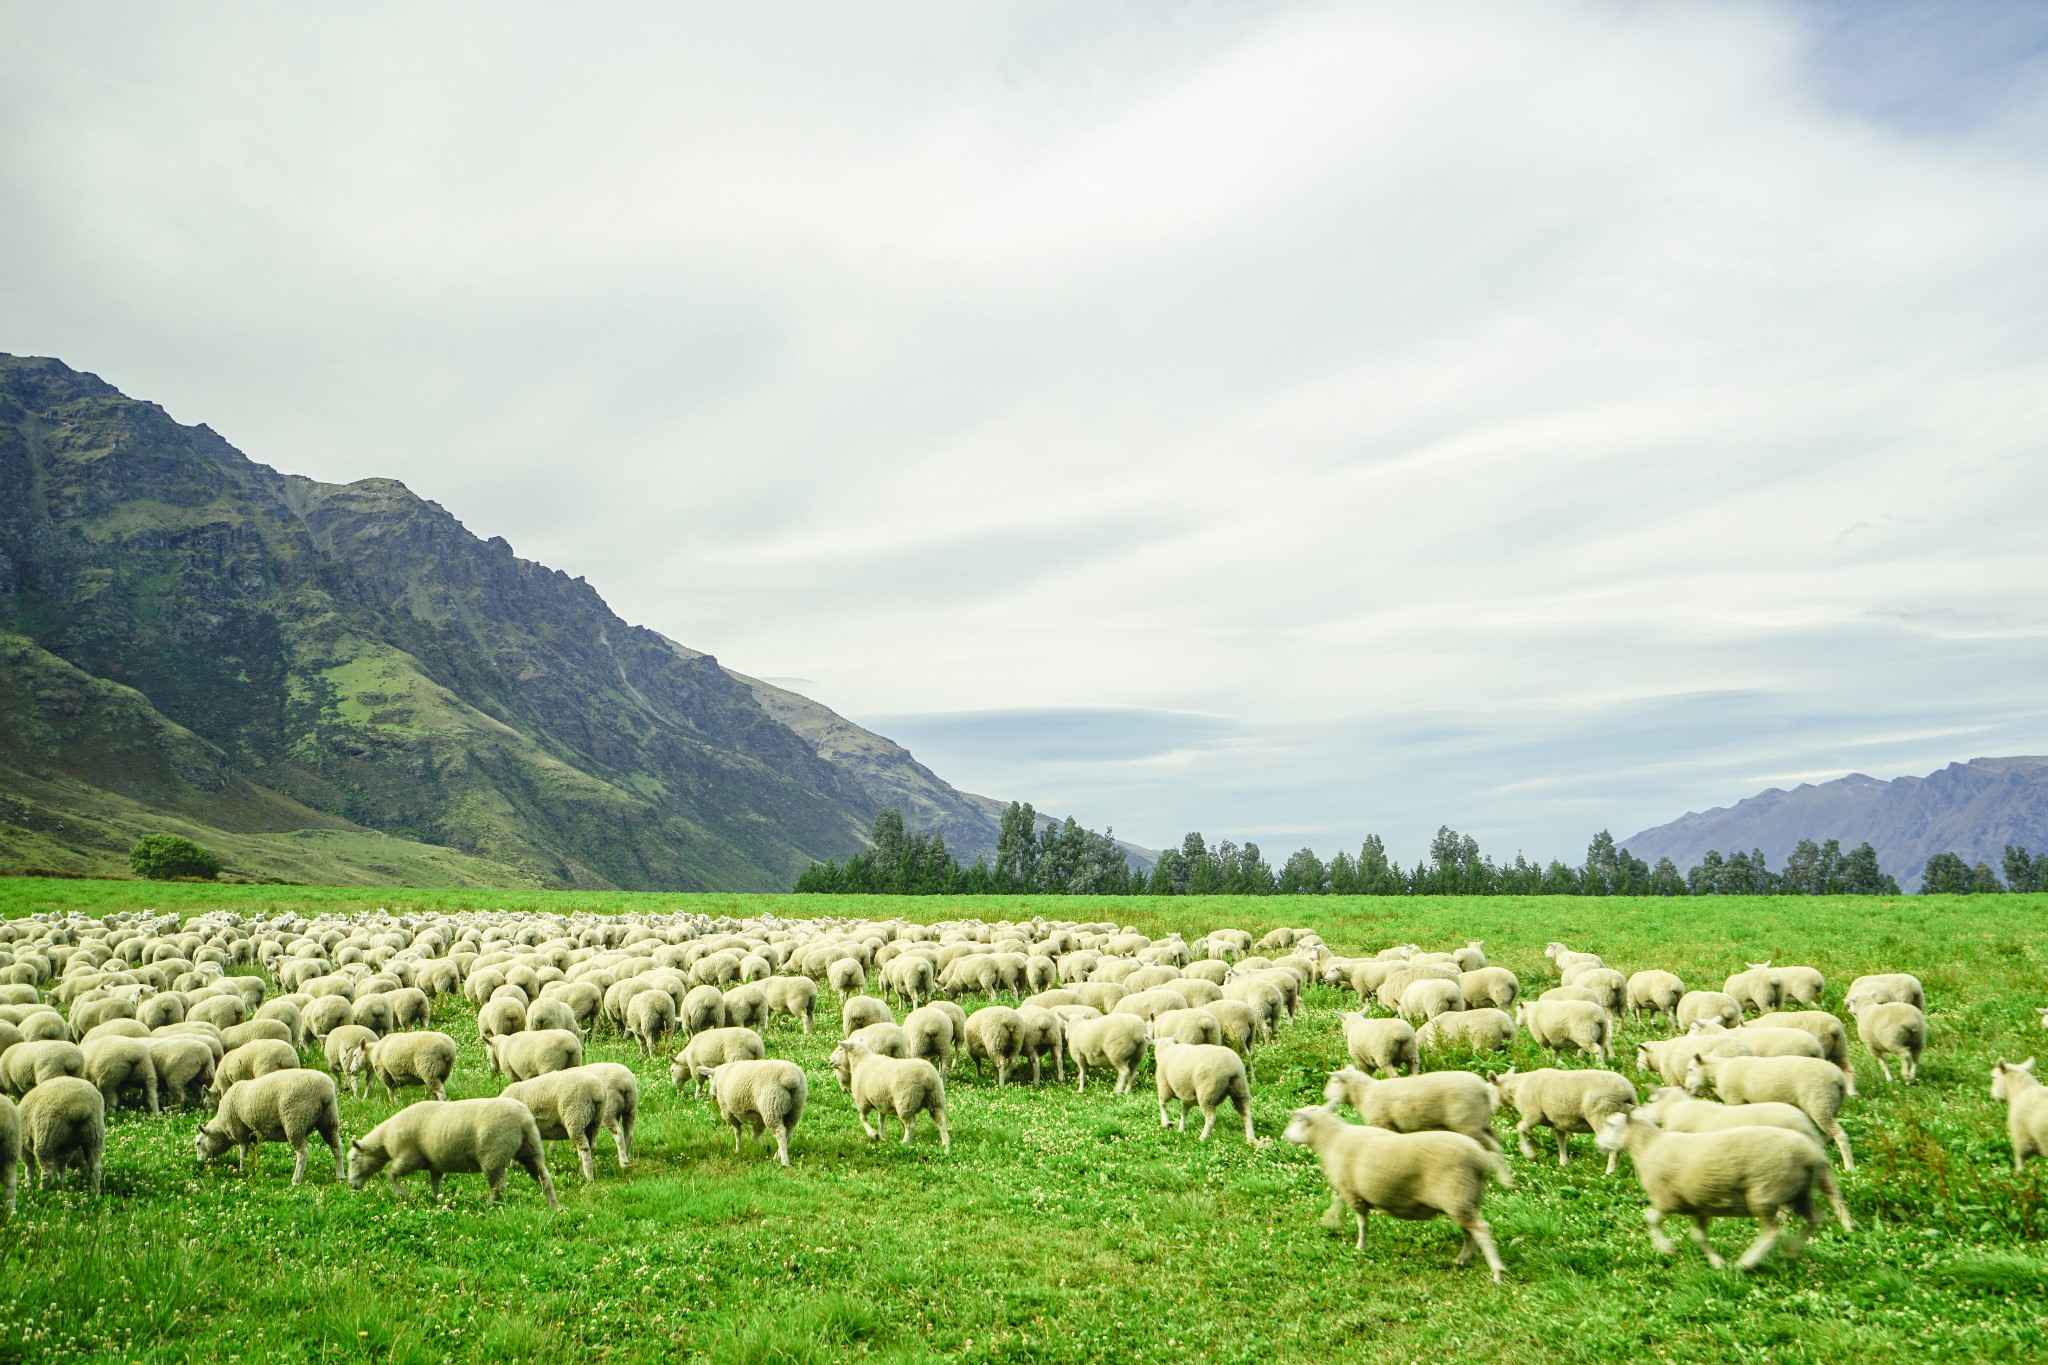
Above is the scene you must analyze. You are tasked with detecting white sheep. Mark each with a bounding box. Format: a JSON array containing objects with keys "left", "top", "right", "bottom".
[
  {"left": 1283, "top": 1105, "right": 1507, "bottom": 1282},
  {"left": 1991, "top": 1058, "right": 2048, "bottom": 1172},
  {"left": 1397, "top": 978, "right": 1466, "bottom": 1023},
  {"left": 1749, "top": 1011, "right": 1857, "bottom": 1095},
  {"left": 1152, "top": 1039, "right": 1254, "bottom": 1144},
  {"left": 671, "top": 1027, "right": 767, "bottom": 1097},
  {"left": 1675, "top": 991, "right": 1743, "bottom": 1032},
  {"left": 146, "top": 1035, "right": 217, "bottom": 1107},
  {"left": 1686, "top": 1053, "right": 1854, "bottom": 1169},
  {"left": 1775, "top": 966, "right": 1826, "bottom": 1006},
  {"left": 502, "top": 1069, "right": 609, "bottom": 1181},
  {"left": 211, "top": 1039, "right": 299, "bottom": 1102},
  {"left": 1846, "top": 995, "right": 1927, "bottom": 1085},
  {"left": 18, "top": 1076, "right": 103, "bottom": 1194},
  {"left": 828, "top": 1037, "right": 949, "bottom": 1149},
  {"left": 842, "top": 995, "right": 893, "bottom": 1038},
  {"left": 1626, "top": 970, "right": 1685, "bottom": 1028},
  {"left": 1596, "top": 1112, "right": 1849, "bottom": 1271},
  {"left": 625, "top": 989, "right": 678, "bottom": 1058},
  {"left": 964, "top": 1006, "right": 1027, "bottom": 1087},
  {"left": 1016, "top": 1005, "right": 1067, "bottom": 1083},
  {"left": 680, "top": 984, "right": 727, "bottom": 1037},
  {"left": 1067, "top": 1013, "right": 1149, "bottom": 1094},
  {"left": 1322, "top": 1067, "right": 1501, "bottom": 1154},
  {"left": 485, "top": 1028, "right": 584, "bottom": 1081},
  {"left": 1689, "top": 1021, "right": 1825, "bottom": 1062},
  {"left": 80, "top": 1036, "right": 159, "bottom": 1114},
  {"left": 1636, "top": 1086, "right": 1824, "bottom": 1146},
  {"left": 1150, "top": 1006, "right": 1221, "bottom": 1048},
  {"left": 1457, "top": 967, "right": 1519, "bottom": 1013},
  {"left": 348, "top": 1097, "right": 559, "bottom": 1208},
  {"left": 1415, "top": 1009, "right": 1516, "bottom": 1056},
  {"left": 697, "top": 1059, "right": 807, "bottom": 1167},
  {"left": 0, "top": 1040, "right": 84, "bottom": 1096},
  {"left": 761, "top": 976, "right": 818, "bottom": 1033},
  {"left": 1636, "top": 1032, "right": 1756, "bottom": 1087},
  {"left": 1514, "top": 999, "right": 1612, "bottom": 1063},
  {"left": 1846, "top": 973, "right": 1924, "bottom": 1011},
  {"left": 1339, "top": 1012, "right": 1420, "bottom": 1078},
  {"left": 572, "top": 1061, "right": 640, "bottom": 1169},
  {"left": 196, "top": 1070, "right": 345, "bottom": 1184},
  {"left": 1723, "top": 963, "right": 1784, "bottom": 1016},
  {"left": 322, "top": 1024, "right": 379, "bottom": 1098},
  {"left": 1569, "top": 968, "right": 1628, "bottom": 1014},
  {"left": 0, "top": 1093, "right": 15, "bottom": 1216},
  {"left": 902, "top": 1005, "right": 956, "bottom": 1073},
  {"left": 1486, "top": 1066, "right": 1637, "bottom": 1172},
  {"left": 367, "top": 1031, "right": 459, "bottom": 1103}
]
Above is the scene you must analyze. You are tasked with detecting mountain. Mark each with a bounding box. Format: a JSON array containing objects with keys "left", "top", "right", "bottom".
[
  {"left": 0, "top": 354, "right": 1016, "bottom": 889},
  {"left": 1622, "top": 756, "right": 2048, "bottom": 891}
]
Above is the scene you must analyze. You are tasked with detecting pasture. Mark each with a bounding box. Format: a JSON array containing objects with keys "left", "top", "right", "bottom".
[{"left": 2, "top": 878, "right": 2046, "bottom": 1365}]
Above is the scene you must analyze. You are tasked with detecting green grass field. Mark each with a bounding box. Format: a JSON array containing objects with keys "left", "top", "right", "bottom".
[{"left": 3, "top": 879, "right": 2046, "bottom": 1364}]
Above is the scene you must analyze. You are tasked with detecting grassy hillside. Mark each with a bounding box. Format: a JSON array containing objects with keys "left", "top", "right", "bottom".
[{"left": 3, "top": 881, "right": 2046, "bottom": 1363}]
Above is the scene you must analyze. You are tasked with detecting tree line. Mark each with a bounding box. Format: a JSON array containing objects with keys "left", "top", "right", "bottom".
[{"left": 795, "top": 805, "right": 2041, "bottom": 897}]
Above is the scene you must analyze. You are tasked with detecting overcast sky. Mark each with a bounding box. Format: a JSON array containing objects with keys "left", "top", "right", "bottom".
[{"left": 4, "top": 1, "right": 2045, "bottom": 865}]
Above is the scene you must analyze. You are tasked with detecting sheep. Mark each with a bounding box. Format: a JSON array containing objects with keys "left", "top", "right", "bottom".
[
  {"left": 196, "top": 1070, "right": 345, "bottom": 1184},
  {"left": 386, "top": 986, "right": 431, "bottom": 1030},
  {"left": 211, "top": 1039, "right": 299, "bottom": 1101},
  {"left": 0, "top": 1093, "right": 14, "bottom": 1216},
  {"left": 1776, "top": 966, "right": 1826, "bottom": 1006},
  {"left": 1723, "top": 964, "right": 1784, "bottom": 1016},
  {"left": 827, "top": 958, "right": 867, "bottom": 997},
  {"left": 1151, "top": 1007, "right": 1222, "bottom": 1047},
  {"left": 1596, "top": 1112, "right": 1849, "bottom": 1271},
  {"left": 1486, "top": 1066, "right": 1637, "bottom": 1172},
  {"left": 502, "top": 1070, "right": 609, "bottom": 1181},
  {"left": 303, "top": 995, "right": 356, "bottom": 1041},
  {"left": 485, "top": 1028, "right": 584, "bottom": 1081},
  {"left": 146, "top": 1035, "right": 217, "bottom": 1107},
  {"left": 1375, "top": 964, "right": 1460, "bottom": 1013},
  {"left": 1626, "top": 970, "right": 1685, "bottom": 1027},
  {"left": 1539, "top": 985, "right": 1602, "bottom": 1005},
  {"left": 220, "top": 1019, "right": 294, "bottom": 1052},
  {"left": 1514, "top": 999, "right": 1612, "bottom": 1064},
  {"left": 1152, "top": 1039, "right": 1255, "bottom": 1144},
  {"left": 187, "top": 994, "right": 246, "bottom": 1030},
  {"left": 1636, "top": 1086, "right": 1824, "bottom": 1145},
  {"left": 351, "top": 993, "right": 397, "bottom": 1036},
  {"left": 680, "top": 984, "right": 727, "bottom": 1037},
  {"left": 1636, "top": 1032, "right": 1755, "bottom": 1087},
  {"left": 1283, "top": 1105, "right": 1507, "bottom": 1282},
  {"left": 1454, "top": 941, "right": 1488, "bottom": 972},
  {"left": 1015, "top": 1005, "right": 1067, "bottom": 1083},
  {"left": 1398, "top": 979, "right": 1466, "bottom": 1023},
  {"left": 1071, "top": 982, "right": 1129, "bottom": 1014},
  {"left": 367, "top": 1031, "right": 459, "bottom": 1103},
  {"left": 671, "top": 1027, "right": 767, "bottom": 1097},
  {"left": 1689, "top": 1021, "right": 1825, "bottom": 1063},
  {"left": 525, "top": 998, "right": 581, "bottom": 1037},
  {"left": 1322, "top": 1066, "right": 1501, "bottom": 1153},
  {"left": 1457, "top": 967, "right": 1519, "bottom": 1013},
  {"left": 17, "top": 1077, "right": 103, "bottom": 1195},
  {"left": 1569, "top": 968, "right": 1628, "bottom": 1014},
  {"left": 624, "top": 989, "right": 678, "bottom": 1058},
  {"left": 1222, "top": 979, "right": 1285, "bottom": 1041},
  {"left": 761, "top": 976, "right": 818, "bottom": 1033},
  {"left": 1339, "top": 1012, "right": 1420, "bottom": 1078},
  {"left": 1067, "top": 1013, "right": 1149, "bottom": 1094},
  {"left": 963, "top": 1006, "right": 1027, "bottom": 1087},
  {"left": 71, "top": 996, "right": 135, "bottom": 1035},
  {"left": 723, "top": 983, "right": 768, "bottom": 1032},
  {"left": 843, "top": 1022, "right": 908, "bottom": 1065},
  {"left": 842, "top": 995, "right": 893, "bottom": 1037},
  {"left": 1686, "top": 1054, "right": 1854, "bottom": 1169},
  {"left": 572, "top": 1062, "right": 641, "bottom": 1169},
  {"left": 80, "top": 1036, "right": 159, "bottom": 1114},
  {"left": 828, "top": 1037, "right": 949, "bottom": 1149},
  {"left": 15, "top": 1010, "right": 70, "bottom": 1044},
  {"left": 1425, "top": 1010, "right": 1523, "bottom": 1064},
  {"left": 476, "top": 997, "right": 526, "bottom": 1043},
  {"left": 137, "top": 994, "right": 186, "bottom": 1030},
  {"left": 1676, "top": 990, "right": 1744, "bottom": 1032},
  {"left": 1199, "top": 1000, "right": 1260, "bottom": 1058},
  {"left": 1847, "top": 996, "right": 1926, "bottom": 1085},
  {"left": 1113, "top": 987, "right": 1192, "bottom": 1022},
  {"left": 322, "top": 1024, "right": 380, "bottom": 1098},
  {"left": 1847, "top": 973, "right": 1924, "bottom": 1011},
  {"left": 1991, "top": 1058, "right": 2048, "bottom": 1172},
  {"left": 902, "top": 1005, "right": 957, "bottom": 1072},
  {"left": 1749, "top": 1011, "right": 1857, "bottom": 1094},
  {"left": 1544, "top": 942, "right": 1604, "bottom": 977},
  {"left": 697, "top": 1059, "right": 807, "bottom": 1166},
  {"left": 1, "top": 1040, "right": 84, "bottom": 1097},
  {"left": 348, "top": 1097, "right": 559, "bottom": 1208}
]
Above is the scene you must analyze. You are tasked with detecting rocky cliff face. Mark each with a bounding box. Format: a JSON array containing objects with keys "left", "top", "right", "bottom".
[
  {"left": 1623, "top": 756, "right": 2048, "bottom": 890},
  {"left": 0, "top": 354, "right": 1007, "bottom": 889}
]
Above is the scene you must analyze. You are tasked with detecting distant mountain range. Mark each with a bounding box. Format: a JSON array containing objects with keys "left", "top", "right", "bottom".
[
  {"left": 1623, "top": 756, "right": 2048, "bottom": 891},
  {"left": 0, "top": 354, "right": 1025, "bottom": 889}
]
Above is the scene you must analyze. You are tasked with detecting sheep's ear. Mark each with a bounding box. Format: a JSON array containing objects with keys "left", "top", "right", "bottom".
[{"left": 2024, "top": 1057, "right": 2039, "bottom": 1073}]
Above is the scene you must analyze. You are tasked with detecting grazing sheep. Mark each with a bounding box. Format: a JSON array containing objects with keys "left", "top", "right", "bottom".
[
  {"left": 1323, "top": 1066, "right": 1501, "bottom": 1153},
  {"left": 486, "top": 1029, "right": 584, "bottom": 1081},
  {"left": 1636, "top": 1032, "right": 1756, "bottom": 1088},
  {"left": 1637, "top": 1087, "right": 1824, "bottom": 1145},
  {"left": 1569, "top": 968, "right": 1628, "bottom": 1014},
  {"left": 0, "top": 1092, "right": 15, "bottom": 1216},
  {"left": 671, "top": 1027, "right": 767, "bottom": 1097},
  {"left": 1067, "top": 1013, "right": 1149, "bottom": 1094},
  {"left": 387, "top": 986, "right": 432, "bottom": 1030},
  {"left": 697, "top": 1059, "right": 807, "bottom": 1167},
  {"left": 1749, "top": 1011, "right": 1857, "bottom": 1094},
  {"left": 1152, "top": 1039, "right": 1254, "bottom": 1144},
  {"left": 1487, "top": 1066, "right": 1637, "bottom": 1172},
  {"left": 1514, "top": 999, "right": 1612, "bottom": 1064},
  {"left": 1596, "top": 1112, "right": 1849, "bottom": 1271},
  {"left": 761, "top": 976, "right": 818, "bottom": 1033},
  {"left": 1200, "top": 1000, "right": 1260, "bottom": 1058},
  {"left": 220, "top": 1019, "right": 294, "bottom": 1053},
  {"left": 1723, "top": 964, "right": 1784, "bottom": 1016},
  {"left": 1545, "top": 942, "right": 1605, "bottom": 978},
  {"left": 525, "top": 998, "right": 581, "bottom": 1037},
  {"left": 843, "top": 1022, "right": 908, "bottom": 1066},
  {"left": 572, "top": 1062, "right": 641, "bottom": 1169},
  {"left": 1991, "top": 1058, "right": 2048, "bottom": 1172},
  {"left": 322, "top": 1024, "right": 380, "bottom": 1098},
  {"left": 1339, "top": 1012, "right": 1420, "bottom": 1078},
  {"left": 1686, "top": 1054, "right": 1854, "bottom": 1169},
  {"left": 1540, "top": 986, "right": 1602, "bottom": 1005},
  {"left": 476, "top": 997, "right": 526, "bottom": 1043},
  {"left": 1015, "top": 1005, "right": 1067, "bottom": 1083},
  {"left": 303, "top": 995, "right": 356, "bottom": 1041},
  {"left": 138, "top": 994, "right": 186, "bottom": 1031},
  {"left": 827, "top": 958, "right": 868, "bottom": 998},
  {"left": 1151, "top": 1006, "right": 1222, "bottom": 1047},
  {"left": 1375, "top": 965, "right": 1461, "bottom": 1013},
  {"left": 367, "top": 1031, "right": 459, "bottom": 1103},
  {"left": 1416, "top": 1009, "right": 1516, "bottom": 1056},
  {"left": 1071, "top": 982, "right": 1129, "bottom": 1014},
  {"left": 1283, "top": 1106, "right": 1507, "bottom": 1282},
  {"left": 80, "top": 1036, "right": 159, "bottom": 1114},
  {"left": 964, "top": 1006, "right": 1027, "bottom": 1087},
  {"left": 1847, "top": 973, "right": 1924, "bottom": 1011},
  {"left": 16, "top": 1010, "right": 70, "bottom": 1044},
  {"left": 1676, "top": 991, "right": 1744, "bottom": 1032},
  {"left": 723, "top": 983, "right": 768, "bottom": 1032},
  {"left": 1627, "top": 971, "right": 1685, "bottom": 1027},
  {"left": 18, "top": 1077, "right": 104, "bottom": 1195},
  {"left": 1, "top": 1040, "right": 85, "bottom": 1096},
  {"left": 842, "top": 995, "right": 893, "bottom": 1038},
  {"left": 1847, "top": 996, "right": 1927, "bottom": 1085},
  {"left": 196, "top": 1071, "right": 344, "bottom": 1184},
  {"left": 70, "top": 996, "right": 135, "bottom": 1035},
  {"left": 1454, "top": 941, "right": 1489, "bottom": 973},
  {"left": 348, "top": 1098, "right": 559, "bottom": 1208},
  {"left": 1398, "top": 978, "right": 1466, "bottom": 1023},
  {"left": 502, "top": 1070, "right": 609, "bottom": 1181},
  {"left": 829, "top": 1037, "right": 949, "bottom": 1149},
  {"left": 680, "top": 984, "right": 728, "bottom": 1037},
  {"left": 902, "top": 1005, "right": 957, "bottom": 1073},
  {"left": 350, "top": 994, "right": 397, "bottom": 1036},
  {"left": 625, "top": 989, "right": 678, "bottom": 1058},
  {"left": 146, "top": 1035, "right": 217, "bottom": 1107},
  {"left": 187, "top": 994, "right": 246, "bottom": 1030},
  {"left": 1776, "top": 966, "right": 1826, "bottom": 1006},
  {"left": 1458, "top": 968, "right": 1520, "bottom": 1013},
  {"left": 1113, "top": 987, "right": 1193, "bottom": 1022},
  {"left": 211, "top": 1039, "right": 299, "bottom": 1101}
]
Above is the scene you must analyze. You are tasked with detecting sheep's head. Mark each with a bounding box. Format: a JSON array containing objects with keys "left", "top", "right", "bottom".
[
  {"left": 1992, "top": 1057, "right": 2037, "bottom": 1102},
  {"left": 1593, "top": 1112, "right": 1635, "bottom": 1153},
  {"left": 1281, "top": 1107, "right": 1325, "bottom": 1147},
  {"left": 1485, "top": 1068, "right": 1519, "bottom": 1106},
  {"left": 193, "top": 1123, "right": 233, "bottom": 1164},
  {"left": 345, "top": 1138, "right": 386, "bottom": 1187},
  {"left": 1689, "top": 1019, "right": 1726, "bottom": 1035},
  {"left": 1682, "top": 1056, "right": 1714, "bottom": 1095}
]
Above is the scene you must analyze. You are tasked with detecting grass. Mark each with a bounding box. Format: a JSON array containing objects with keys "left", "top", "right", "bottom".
[{"left": 3, "top": 881, "right": 2047, "bottom": 1364}]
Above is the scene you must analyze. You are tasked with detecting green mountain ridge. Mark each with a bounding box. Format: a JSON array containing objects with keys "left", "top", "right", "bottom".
[{"left": 0, "top": 354, "right": 1012, "bottom": 889}]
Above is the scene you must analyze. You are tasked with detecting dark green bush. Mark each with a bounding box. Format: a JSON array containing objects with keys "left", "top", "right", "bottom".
[{"left": 129, "top": 834, "right": 222, "bottom": 881}]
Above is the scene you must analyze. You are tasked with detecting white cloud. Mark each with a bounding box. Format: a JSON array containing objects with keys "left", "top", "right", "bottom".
[{"left": 1, "top": 0, "right": 2043, "bottom": 862}]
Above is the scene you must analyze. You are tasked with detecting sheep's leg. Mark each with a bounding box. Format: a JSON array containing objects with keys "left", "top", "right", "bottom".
[
  {"left": 575, "top": 1134, "right": 595, "bottom": 1182},
  {"left": 1179, "top": 1099, "right": 1192, "bottom": 1134},
  {"left": 1734, "top": 1211, "right": 1782, "bottom": 1271},
  {"left": 732, "top": 1121, "right": 744, "bottom": 1153},
  {"left": 1074, "top": 1063, "right": 1087, "bottom": 1094},
  {"left": 1354, "top": 1207, "right": 1370, "bottom": 1252},
  {"left": 1643, "top": 1208, "right": 1677, "bottom": 1256},
  {"left": 858, "top": 1102, "right": 879, "bottom": 1141},
  {"left": 1029, "top": 1056, "right": 1042, "bottom": 1086},
  {"left": 935, "top": 1108, "right": 950, "bottom": 1150},
  {"left": 1832, "top": 1125, "right": 1855, "bottom": 1171},
  {"left": 1517, "top": 1123, "right": 1539, "bottom": 1161},
  {"left": 1604, "top": 1141, "right": 1621, "bottom": 1176},
  {"left": 1687, "top": 1216, "right": 1725, "bottom": 1269},
  {"left": 1158, "top": 1095, "right": 1172, "bottom": 1129},
  {"left": 1459, "top": 1215, "right": 1507, "bottom": 1283},
  {"left": 429, "top": 1170, "right": 444, "bottom": 1200},
  {"left": 522, "top": 1152, "right": 559, "bottom": 1209},
  {"left": 1197, "top": 1104, "right": 1216, "bottom": 1142},
  {"left": 899, "top": 1113, "right": 914, "bottom": 1144},
  {"left": 1904, "top": 1053, "right": 1918, "bottom": 1084},
  {"left": 290, "top": 1138, "right": 310, "bottom": 1186},
  {"left": 1555, "top": 1130, "right": 1571, "bottom": 1167},
  {"left": 774, "top": 1123, "right": 791, "bottom": 1168},
  {"left": 1875, "top": 1056, "right": 1893, "bottom": 1085}
]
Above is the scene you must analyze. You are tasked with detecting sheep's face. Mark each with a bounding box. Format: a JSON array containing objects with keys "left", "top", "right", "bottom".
[
  {"left": 1682, "top": 1061, "right": 1710, "bottom": 1095},
  {"left": 1281, "top": 1109, "right": 1319, "bottom": 1146},
  {"left": 193, "top": 1126, "right": 233, "bottom": 1163},
  {"left": 346, "top": 1142, "right": 385, "bottom": 1187},
  {"left": 1593, "top": 1113, "right": 1631, "bottom": 1152}
]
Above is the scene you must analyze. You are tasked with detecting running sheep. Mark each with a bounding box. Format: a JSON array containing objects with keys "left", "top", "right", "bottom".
[
  {"left": 828, "top": 1037, "right": 949, "bottom": 1149},
  {"left": 1636, "top": 1086, "right": 1825, "bottom": 1145},
  {"left": 1416, "top": 1009, "right": 1516, "bottom": 1056},
  {"left": 1487, "top": 1066, "right": 1637, "bottom": 1173},
  {"left": 1339, "top": 1012, "right": 1420, "bottom": 1078},
  {"left": 348, "top": 1097, "right": 559, "bottom": 1208},
  {"left": 1991, "top": 1058, "right": 2048, "bottom": 1172},
  {"left": 697, "top": 1059, "right": 807, "bottom": 1167},
  {"left": 1514, "top": 999, "right": 1613, "bottom": 1063},
  {"left": 1153, "top": 1039, "right": 1255, "bottom": 1144},
  {"left": 196, "top": 1070, "right": 344, "bottom": 1184},
  {"left": 1846, "top": 994, "right": 1927, "bottom": 1085},
  {"left": 1322, "top": 1067, "right": 1501, "bottom": 1153},
  {"left": 0, "top": 1093, "right": 14, "bottom": 1216},
  {"left": 1685, "top": 1053, "right": 1855, "bottom": 1169}
]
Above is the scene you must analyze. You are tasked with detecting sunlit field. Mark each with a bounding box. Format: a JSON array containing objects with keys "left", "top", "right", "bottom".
[{"left": 3, "top": 879, "right": 2045, "bottom": 1365}]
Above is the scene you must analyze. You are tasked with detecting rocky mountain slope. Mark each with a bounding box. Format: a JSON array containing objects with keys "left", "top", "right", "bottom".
[
  {"left": 0, "top": 354, "right": 1011, "bottom": 888},
  {"left": 1623, "top": 756, "right": 2048, "bottom": 890}
]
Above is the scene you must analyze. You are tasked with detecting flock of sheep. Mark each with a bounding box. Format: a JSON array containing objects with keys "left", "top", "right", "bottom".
[{"left": 2, "top": 907, "right": 2044, "bottom": 1284}]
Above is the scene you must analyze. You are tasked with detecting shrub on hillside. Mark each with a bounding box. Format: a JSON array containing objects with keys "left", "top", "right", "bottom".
[{"left": 129, "top": 834, "right": 222, "bottom": 881}]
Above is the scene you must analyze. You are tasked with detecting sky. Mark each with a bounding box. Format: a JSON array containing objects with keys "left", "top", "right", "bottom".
[{"left": 3, "top": 1, "right": 2045, "bottom": 865}]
